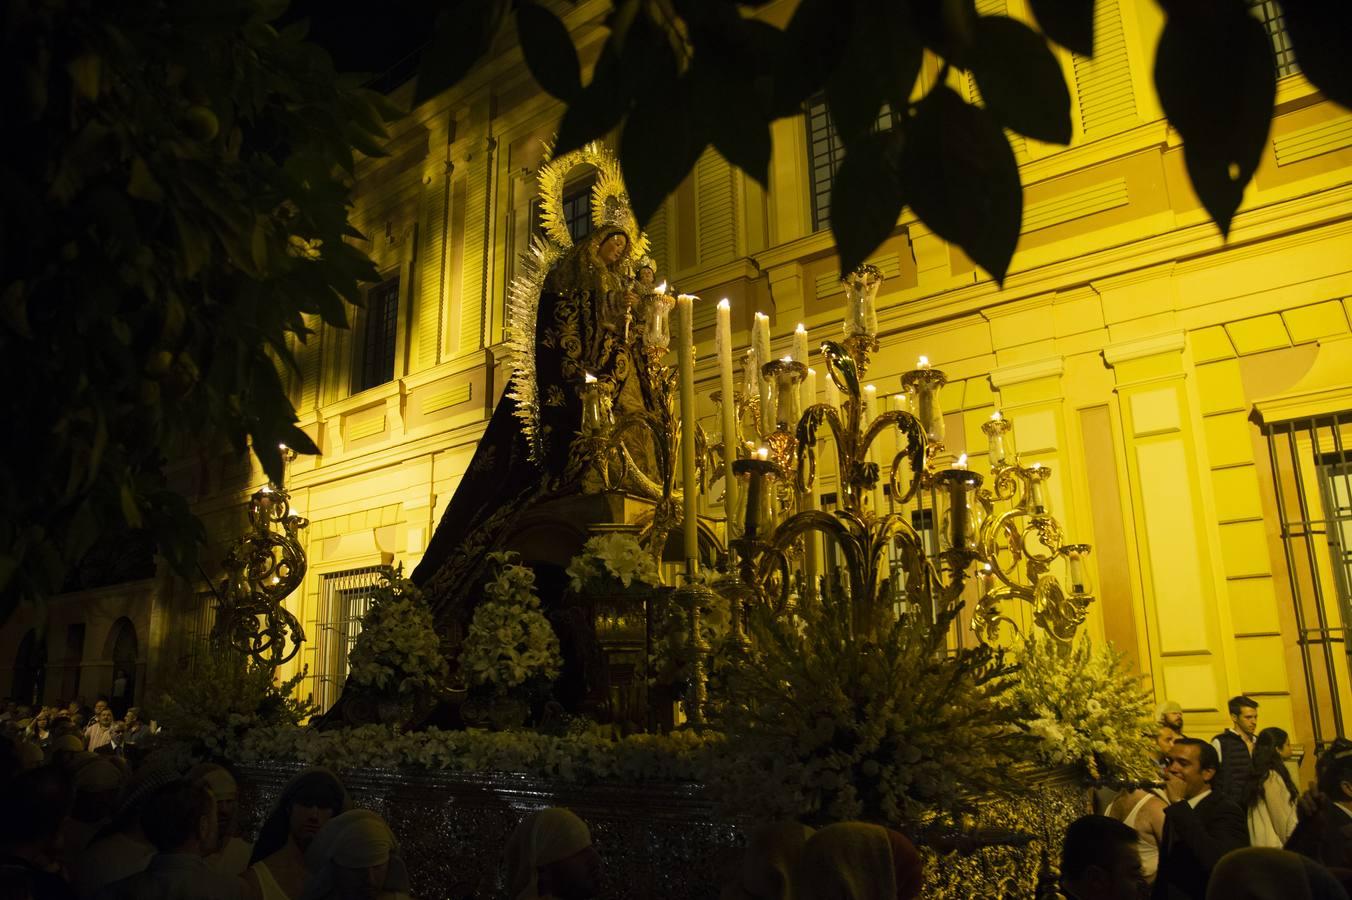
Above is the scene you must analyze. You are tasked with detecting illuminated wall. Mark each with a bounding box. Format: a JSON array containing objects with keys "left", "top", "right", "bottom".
[{"left": 6, "top": 0, "right": 1350, "bottom": 771}]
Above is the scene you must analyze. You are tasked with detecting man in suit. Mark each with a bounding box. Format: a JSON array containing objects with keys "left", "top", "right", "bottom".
[{"left": 1153, "top": 737, "right": 1249, "bottom": 899}]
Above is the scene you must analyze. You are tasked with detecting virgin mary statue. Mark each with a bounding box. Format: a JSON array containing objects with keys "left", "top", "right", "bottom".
[{"left": 411, "top": 145, "right": 645, "bottom": 631}]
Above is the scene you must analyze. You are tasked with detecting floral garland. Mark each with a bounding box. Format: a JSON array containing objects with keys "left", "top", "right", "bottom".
[
  {"left": 998, "top": 633, "right": 1158, "bottom": 784},
  {"left": 348, "top": 573, "right": 448, "bottom": 696},
  {"left": 566, "top": 532, "right": 661, "bottom": 593},
  {"left": 458, "top": 552, "right": 562, "bottom": 692},
  {"left": 235, "top": 722, "right": 719, "bottom": 784},
  {"left": 711, "top": 597, "right": 1033, "bottom": 829}
]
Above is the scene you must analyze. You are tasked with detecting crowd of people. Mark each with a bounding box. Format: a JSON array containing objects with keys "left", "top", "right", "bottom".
[
  {"left": 11, "top": 688, "right": 1352, "bottom": 899},
  {"left": 1065, "top": 694, "right": 1352, "bottom": 899}
]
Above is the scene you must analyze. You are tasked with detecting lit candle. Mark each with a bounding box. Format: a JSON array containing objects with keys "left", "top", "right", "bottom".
[
  {"left": 581, "top": 372, "right": 605, "bottom": 432},
  {"left": 644, "top": 284, "right": 673, "bottom": 352},
  {"left": 717, "top": 299, "right": 739, "bottom": 525},
  {"left": 918, "top": 355, "right": 931, "bottom": 369},
  {"left": 1068, "top": 549, "right": 1085, "bottom": 592},
  {"left": 676, "top": 295, "right": 700, "bottom": 573},
  {"left": 954, "top": 453, "right": 968, "bottom": 470},
  {"left": 1028, "top": 463, "right": 1048, "bottom": 514},
  {"left": 864, "top": 384, "right": 878, "bottom": 425},
  {"left": 987, "top": 410, "right": 1008, "bottom": 463},
  {"left": 757, "top": 446, "right": 769, "bottom": 460},
  {"left": 982, "top": 565, "right": 996, "bottom": 593},
  {"left": 793, "top": 323, "right": 809, "bottom": 365}
]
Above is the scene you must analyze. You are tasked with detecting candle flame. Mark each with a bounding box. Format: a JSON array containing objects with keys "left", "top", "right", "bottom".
[
  {"left": 808, "top": 367, "right": 816, "bottom": 375},
  {"left": 864, "top": 384, "right": 876, "bottom": 393},
  {"left": 795, "top": 322, "right": 806, "bottom": 334},
  {"left": 918, "top": 355, "right": 930, "bottom": 368},
  {"left": 780, "top": 355, "right": 794, "bottom": 363},
  {"left": 990, "top": 410, "right": 1003, "bottom": 421},
  {"left": 585, "top": 372, "right": 597, "bottom": 384},
  {"left": 956, "top": 453, "right": 968, "bottom": 468},
  {"left": 718, "top": 297, "right": 729, "bottom": 310},
  {"left": 755, "top": 311, "right": 768, "bottom": 321},
  {"left": 278, "top": 442, "right": 288, "bottom": 450},
  {"left": 656, "top": 281, "right": 668, "bottom": 294},
  {"left": 757, "top": 446, "right": 769, "bottom": 460}
]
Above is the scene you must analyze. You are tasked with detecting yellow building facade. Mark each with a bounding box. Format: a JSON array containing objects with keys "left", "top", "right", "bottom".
[{"left": 6, "top": 0, "right": 1352, "bottom": 774}]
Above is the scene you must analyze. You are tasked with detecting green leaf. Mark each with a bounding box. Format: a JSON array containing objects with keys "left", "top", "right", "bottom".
[
  {"left": 517, "top": 1, "right": 582, "bottom": 102},
  {"left": 1154, "top": 0, "right": 1275, "bottom": 236},
  {"left": 1280, "top": 0, "right": 1352, "bottom": 110},
  {"left": 128, "top": 156, "right": 165, "bottom": 203},
  {"left": 830, "top": 130, "right": 906, "bottom": 275},
  {"left": 554, "top": 45, "right": 631, "bottom": 157},
  {"left": 621, "top": 75, "right": 708, "bottom": 228},
  {"left": 902, "top": 85, "right": 1021, "bottom": 284},
  {"left": 825, "top": 2, "right": 922, "bottom": 147},
  {"left": 969, "top": 16, "right": 1072, "bottom": 145},
  {"left": 1025, "top": 0, "right": 1094, "bottom": 56},
  {"left": 770, "top": 0, "right": 855, "bottom": 118},
  {"left": 689, "top": 56, "right": 770, "bottom": 190},
  {"left": 414, "top": 0, "right": 509, "bottom": 104}
]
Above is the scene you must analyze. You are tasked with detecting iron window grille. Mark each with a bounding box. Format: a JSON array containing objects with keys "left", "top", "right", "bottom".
[
  {"left": 314, "top": 565, "right": 392, "bottom": 712},
  {"left": 1264, "top": 411, "right": 1352, "bottom": 751},
  {"left": 805, "top": 95, "right": 905, "bottom": 233},
  {"left": 1249, "top": 0, "right": 1301, "bottom": 79}
]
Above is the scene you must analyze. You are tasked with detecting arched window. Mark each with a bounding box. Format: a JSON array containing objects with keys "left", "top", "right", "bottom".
[
  {"left": 11, "top": 629, "right": 46, "bottom": 706},
  {"left": 107, "top": 618, "right": 138, "bottom": 714}
]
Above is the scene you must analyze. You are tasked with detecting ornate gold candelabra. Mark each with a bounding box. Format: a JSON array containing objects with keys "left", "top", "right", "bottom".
[
  {"left": 211, "top": 447, "right": 309, "bottom": 667},
  {"left": 720, "top": 265, "right": 1095, "bottom": 647}
]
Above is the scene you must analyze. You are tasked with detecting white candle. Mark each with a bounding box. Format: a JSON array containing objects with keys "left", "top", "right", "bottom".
[
  {"left": 677, "top": 294, "right": 700, "bottom": 573},
  {"left": 825, "top": 372, "right": 841, "bottom": 412},
  {"left": 988, "top": 410, "right": 1007, "bottom": 463},
  {"left": 793, "top": 323, "right": 809, "bottom": 365},
  {"left": 1028, "top": 464, "right": 1048, "bottom": 513},
  {"left": 716, "top": 299, "right": 738, "bottom": 529},
  {"left": 754, "top": 312, "right": 772, "bottom": 416},
  {"left": 1068, "top": 550, "right": 1085, "bottom": 591},
  {"left": 864, "top": 384, "right": 879, "bottom": 511}
]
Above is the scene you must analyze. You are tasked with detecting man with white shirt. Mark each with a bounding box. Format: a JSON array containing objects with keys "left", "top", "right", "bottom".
[
  {"left": 1210, "top": 695, "right": 1259, "bottom": 804},
  {"left": 1152, "top": 737, "right": 1249, "bottom": 899}
]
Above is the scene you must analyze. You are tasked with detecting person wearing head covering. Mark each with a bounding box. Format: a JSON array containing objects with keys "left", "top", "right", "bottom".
[
  {"left": 504, "top": 807, "right": 603, "bottom": 900},
  {"left": 300, "top": 810, "right": 409, "bottom": 900},
  {"left": 188, "top": 763, "right": 254, "bottom": 877},
  {"left": 397, "top": 216, "right": 640, "bottom": 720},
  {"left": 73, "top": 762, "right": 179, "bottom": 898},
  {"left": 244, "top": 769, "right": 350, "bottom": 900},
  {"left": 793, "top": 822, "right": 924, "bottom": 900},
  {"left": 1206, "top": 847, "right": 1348, "bottom": 899},
  {"left": 1156, "top": 701, "right": 1185, "bottom": 735},
  {"left": 720, "top": 821, "right": 814, "bottom": 900}
]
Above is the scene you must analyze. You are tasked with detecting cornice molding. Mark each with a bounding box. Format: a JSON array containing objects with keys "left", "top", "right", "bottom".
[
  {"left": 989, "top": 357, "right": 1065, "bottom": 389},
  {"left": 1102, "top": 332, "right": 1186, "bottom": 366}
]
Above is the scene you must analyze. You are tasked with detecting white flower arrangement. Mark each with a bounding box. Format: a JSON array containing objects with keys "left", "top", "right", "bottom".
[
  {"left": 152, "top": 653, "right": 316, "bottom": 754},
  {"left": 998, "top": 633, "right": 1158, "bottom": 784},
  {"left": 348, "top": 574, "right": 448, "bottom": 696},
  {"left": 458, "top": 552, "right": 563, "bottom": 692},
  {"left": 711, "top": 596, "right": 1032, "bottom": 829},
  {"left": 566, "top": 531, "right": 662, "bottom": 593}
]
